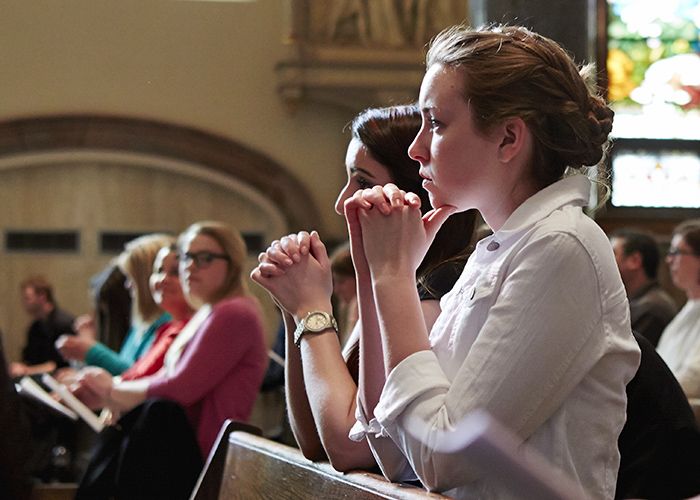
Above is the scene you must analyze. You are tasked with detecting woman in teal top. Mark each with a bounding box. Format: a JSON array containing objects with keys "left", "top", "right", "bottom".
[
  {"left": 84, "top": 313, "right": 170, "bottom": 375},
  {"left": 57, "top": 234, "right": 174, "bottom": 375}
]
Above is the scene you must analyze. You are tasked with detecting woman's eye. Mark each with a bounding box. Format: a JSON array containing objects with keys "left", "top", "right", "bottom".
[
  {"left": 356, "top": 176, "right": 373, "bottom": 189},
  {"left": 429, "top": 117, "right": 441, "bottom": 129}
]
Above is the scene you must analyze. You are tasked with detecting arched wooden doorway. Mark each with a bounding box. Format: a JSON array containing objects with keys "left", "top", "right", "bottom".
[{"left": 0, "top": 115, "right": 319, "bottom": 358}]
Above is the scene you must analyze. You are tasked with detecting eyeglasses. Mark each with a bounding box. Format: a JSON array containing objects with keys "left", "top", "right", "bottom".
[
  {"left": 180, "top": 251, "right": 231, "bottom": 269},
  {"left": 667, "top": 248, "right": 699, "bottom": 258}
]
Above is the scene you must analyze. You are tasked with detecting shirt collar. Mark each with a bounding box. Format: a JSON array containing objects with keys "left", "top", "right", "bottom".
[
  {"left": 496, "top": 175, "right": 591, "bottom": 237},
  {"left": 629, "top": 280, "right": 659, "bottom": 301}
]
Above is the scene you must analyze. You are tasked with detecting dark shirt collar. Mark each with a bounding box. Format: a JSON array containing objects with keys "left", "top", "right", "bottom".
[{"left": 628, "top": 280, "right": 659, "bottom": 301}]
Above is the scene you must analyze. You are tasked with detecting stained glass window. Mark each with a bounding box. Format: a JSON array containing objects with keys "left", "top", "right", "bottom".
[
  {"left": 611, "top": 147, "right": 700, "bottom": 207},
  {"left": 607, "top": 0, "right": 700, "bottom": 139}
]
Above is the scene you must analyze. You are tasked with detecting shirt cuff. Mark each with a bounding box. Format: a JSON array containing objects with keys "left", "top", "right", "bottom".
[
  {"left": 349, "top": 395, "right": 387, "bottom": 442},
  {"left": 373, "top": 350, "right": 450, "bottom": 432}
]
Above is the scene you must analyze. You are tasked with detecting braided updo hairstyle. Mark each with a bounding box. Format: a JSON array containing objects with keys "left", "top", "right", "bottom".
[{"left": 427, "top": 24, "right": 614, "bottom": 190}]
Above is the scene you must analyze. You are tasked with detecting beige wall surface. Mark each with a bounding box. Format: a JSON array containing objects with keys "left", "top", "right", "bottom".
[
  {"left": 0, "top": 0, "right": 352, "bottom": 235},
  {"left": 0, "top": 0, "right": 370, "bottom": 360}
]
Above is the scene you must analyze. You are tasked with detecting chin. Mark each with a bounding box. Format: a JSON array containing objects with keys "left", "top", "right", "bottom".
[
  {"left": 429, "top": 196, "right": 453, "bottom": 211},
  {"left": 427, "top": 193, "right": 441, "bottom": 210},
  {"left": 185, "top": 294, "right": 204, "bottom": 308}
]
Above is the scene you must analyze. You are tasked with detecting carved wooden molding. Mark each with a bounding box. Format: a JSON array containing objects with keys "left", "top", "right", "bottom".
[
  {"left": 277, "top": 0, "right": 468, "bottom": 111},
  {"left": 0, "top": 114, "right": 322, "bottom": 233}
]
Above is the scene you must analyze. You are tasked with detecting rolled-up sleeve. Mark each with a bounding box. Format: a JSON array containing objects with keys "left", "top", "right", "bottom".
[{"left": 374, "top": 351, "right": 450, "bottom": 427}]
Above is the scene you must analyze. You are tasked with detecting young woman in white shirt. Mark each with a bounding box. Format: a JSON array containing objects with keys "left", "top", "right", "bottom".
[
  {"left": 657, "top": 219, "right": 700, "bottom": 397},
  {"left": 260, "top": 24, "right": 641, "bottom": 499},
  {"left": 339, "top": 24, "right": 643, "bottom": 499}
]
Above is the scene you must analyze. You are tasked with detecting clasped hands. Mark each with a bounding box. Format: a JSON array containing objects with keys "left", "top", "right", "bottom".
[
  {"left": 251, "top": 230, "right": 334, "bottom": 319},
  {"left": 251, "top": 184, "right": 455, "bottom": 315},
  {"left": 346, "top": 184, "right": 455, "bottom": 283}
]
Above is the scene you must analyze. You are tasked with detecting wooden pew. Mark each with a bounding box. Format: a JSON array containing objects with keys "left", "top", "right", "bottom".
[
  {"left": 30, "top": 483, "right": 78, "bottom": 500},
  {"left": 217, "top": 431, "right": 450, "bottom": 499},
  {"left": 190, "top": 420, "right": 262, "bottom": 500}
]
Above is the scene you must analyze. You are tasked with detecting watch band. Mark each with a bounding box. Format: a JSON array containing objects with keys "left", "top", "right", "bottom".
[{"left": 294, "top": 311, "right": 338, "bottom": 347}]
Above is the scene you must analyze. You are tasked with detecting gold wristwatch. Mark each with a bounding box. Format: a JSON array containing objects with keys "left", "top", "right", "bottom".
[{"left": 294, "top": 311, "right": 338, "bottom": 347}]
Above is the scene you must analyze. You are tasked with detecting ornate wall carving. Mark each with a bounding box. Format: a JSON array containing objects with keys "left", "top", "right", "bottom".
[{"left": 277, "top": 0, "right": 469, "bottom": 111}]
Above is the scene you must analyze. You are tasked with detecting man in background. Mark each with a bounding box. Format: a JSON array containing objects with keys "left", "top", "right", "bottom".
[
  {"left": 9, "top": 276, "right": 75, "bottom": 377},
  {"left": 611, "top": 229, "right": 679, "bottom": 346}
]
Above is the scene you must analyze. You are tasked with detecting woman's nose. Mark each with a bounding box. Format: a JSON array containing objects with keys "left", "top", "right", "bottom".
[
  {"left": 181, "top": 259, "right": 195, "bottom": 275},
  {"left": 335, "top": 184, "right": 350, "bottom": 216},
  {"left": 408, "top": 131, "right": 427, "bottom": 164}
]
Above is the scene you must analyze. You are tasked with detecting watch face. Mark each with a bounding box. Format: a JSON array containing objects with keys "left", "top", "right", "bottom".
[{"left": 306, "top": 312, "right": 328, "bottom": 331}]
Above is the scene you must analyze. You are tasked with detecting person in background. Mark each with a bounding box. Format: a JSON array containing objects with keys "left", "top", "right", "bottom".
[
  {"left": 657, "top": 219, "right": 700, "bottom": 398},
  {"left": 87, "top": 262, "right": 132, "bottom": 352},
  {"left": 56, "top": 234, "right": 173, "bottom": 376},
  {"left": 74, "top": 221, "right": 266, "bottom": 500},
  {"left": 610, "top": 228, "right": 679, "bottom": 346},
  {"left": 120, "top": 244, "right": 194, "bottom": 380},
  {"left": 61, "top": 245, "right": 193, "bottom": 389},
  {"left": 616, "top": 331, "right": 700, "bottom": 499},
  {"left": 76, "top": 221, "right": 266, "bottom": 454},
  {"left": 9, "top": 276, "right": 75, "bottom": 378}
]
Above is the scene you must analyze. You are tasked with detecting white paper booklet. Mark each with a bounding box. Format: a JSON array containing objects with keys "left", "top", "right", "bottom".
[
  {"left": 41, "top": 373, "right": 105, "bottom": 432},
  {"left": 17, "top": 376, "right": 78, "bottom": 421}
]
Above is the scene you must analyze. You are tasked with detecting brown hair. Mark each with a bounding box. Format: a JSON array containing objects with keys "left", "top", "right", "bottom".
[
  {"left": 20, "top": 275, "right": 54, "bottom": 304},
  {"left": 330, "top": 242, "right": 355, "bottom": 279},
  {"left": 350, "top": 105, "right": 476, "bottom": 281},
  {"left": 179, "top": 221, "right": 249, "bottom": 304},
  {"left": 427, "top": 24, "right": 614, "bottom": 190},
  {"left": 673, "top": 219, "right": 700, "bottom": 256},
  {"left": 118, "top": 233, "right": 175, "bottom": 324}
]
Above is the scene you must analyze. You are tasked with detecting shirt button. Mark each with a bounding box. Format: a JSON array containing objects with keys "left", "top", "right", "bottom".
[{"left": 486, "top": 241, "right": 500, "bottom": 251}]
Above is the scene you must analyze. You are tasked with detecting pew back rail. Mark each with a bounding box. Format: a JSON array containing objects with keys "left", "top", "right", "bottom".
[{"left": 220, "top": 431, "right": 450, "bottom": 499}]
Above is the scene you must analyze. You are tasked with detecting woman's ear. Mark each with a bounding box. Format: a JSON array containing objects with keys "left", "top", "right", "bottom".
[{"left": 497, "top": 117, "right": 530, "bottom": 163}]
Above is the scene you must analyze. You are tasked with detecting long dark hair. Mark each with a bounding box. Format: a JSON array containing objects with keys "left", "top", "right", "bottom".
[{"left": 351, "top": 105, "right": 476, "bottom": 282}]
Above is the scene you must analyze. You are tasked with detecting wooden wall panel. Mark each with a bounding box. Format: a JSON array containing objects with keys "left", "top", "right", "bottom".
[{"left": 1, "top": 155, "right": 286, "bottom": 363}]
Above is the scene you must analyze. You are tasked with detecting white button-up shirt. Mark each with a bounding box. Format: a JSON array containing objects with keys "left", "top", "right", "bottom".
[
  {"left": 357, "top": 175, "right": 641, "bottom": 499},
  {"left": 657, "top": 299, "right": 700, "bottom": 397}
]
